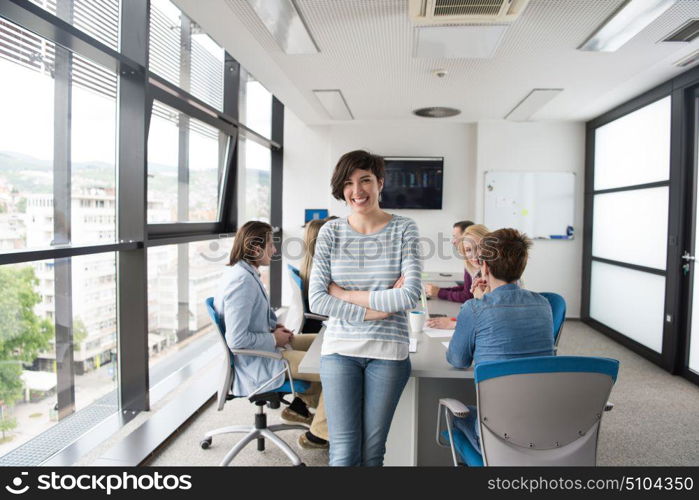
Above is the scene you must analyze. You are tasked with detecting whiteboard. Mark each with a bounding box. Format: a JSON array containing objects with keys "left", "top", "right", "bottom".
[{"left": 484, "top": 171, "right": 575, "bottom": 240}]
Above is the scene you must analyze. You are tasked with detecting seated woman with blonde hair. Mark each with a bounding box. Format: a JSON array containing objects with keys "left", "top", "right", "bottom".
[
  {"left": 426, "top": 223, "right": 490, "bottom": 330},
  {"left": 299, "top": 216, "right": 337, "bottom": 333}
]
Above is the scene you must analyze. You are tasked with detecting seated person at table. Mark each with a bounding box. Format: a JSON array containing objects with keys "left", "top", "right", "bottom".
[
  {"left": 424, "top": 220, "right": 474, "bottom": 303},
  {"left": 426, "top": 224, "right": 490, "bottom": 330},
  {"left": 299, "top": 216, "right": 337, "bottom": 333},
  {"left": 446, "top": 228, "right": 554, "bottom": 451},
  {"left": 215, "top": 220, "right": 328, "bottom": 449}
]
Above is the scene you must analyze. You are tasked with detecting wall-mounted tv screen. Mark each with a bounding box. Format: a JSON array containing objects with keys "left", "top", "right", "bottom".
[{"left": 381, "top": 157, "right": 443, "bottom": 210}]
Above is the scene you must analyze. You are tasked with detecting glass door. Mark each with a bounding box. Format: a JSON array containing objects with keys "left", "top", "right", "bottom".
[{"left": 682, "top": 89, "right": 699, "bottom": 380}]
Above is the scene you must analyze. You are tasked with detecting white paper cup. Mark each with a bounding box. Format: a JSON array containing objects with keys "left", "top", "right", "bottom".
[{"left": 409, "top": 311, "right": 426, "bottom": 334}]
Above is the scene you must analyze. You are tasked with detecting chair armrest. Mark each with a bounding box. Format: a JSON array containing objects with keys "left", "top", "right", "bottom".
[
  {"left": 604, "top": 402, "right": 614, "bottom": 412},
  {"left": 435, "top": 398, "right": 468, "bottom": 466},
  {"left": 304, "top": 312, "right": 328, "bottom": 321},
  {"left": 230, "top": 349, "right": 283, "bottom": 360},
  {"left": 439, "top": 398, "right": 470, "bottom": 418}
]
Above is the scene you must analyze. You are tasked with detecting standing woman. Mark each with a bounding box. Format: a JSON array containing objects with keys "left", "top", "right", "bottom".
[{"left": 309, "top": 150, "right": 423, "bottom": 466}]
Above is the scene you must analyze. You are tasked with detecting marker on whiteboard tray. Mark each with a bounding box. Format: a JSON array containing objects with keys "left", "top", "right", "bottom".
[{"left": 550, "top": 235, "right": 569, "bottom": 239}]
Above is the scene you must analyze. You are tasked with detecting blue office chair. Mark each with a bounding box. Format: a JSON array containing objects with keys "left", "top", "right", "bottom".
[
  {"left": 286, "top": 264, "right": 327, "bottom": 334},
  {"left": 201, "top": 297, "right": 312, "bottom": 466},
  {"left": 437, "top": 356, "right": 619, "bottom": 466},
  {"left": 540, "top": 292, "right": 566, "bottom": 351}
]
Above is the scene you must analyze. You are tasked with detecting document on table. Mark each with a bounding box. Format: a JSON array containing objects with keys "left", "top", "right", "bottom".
[
  {"left": 409, "top": 337, "right": 417, "bottom": 353},
  {"left": 423, "top": 327, "right": 455, "bottom": 338}
]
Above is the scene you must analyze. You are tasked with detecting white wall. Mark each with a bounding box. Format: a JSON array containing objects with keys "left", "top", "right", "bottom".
[
  {"left": 282, "top": 115, "right": 585, "bottom": 318},
  {"left": 281, "top": 109, "right": 331, "bottom": 305},
  {"left": 476, "top": 120, "right": 586, "bottom": 317},
  {"left": 282, "top": 118, "right": 477, "bottom": 305},
  {"left": 328, "top": 121, "right": 477, "bottom": 273}
]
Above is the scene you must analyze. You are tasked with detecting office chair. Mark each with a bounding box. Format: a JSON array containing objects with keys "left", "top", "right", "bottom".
[
  {"left": 540, "top": 292, "right": 566, "bottom": 351},
  {"left": 201, "top": 297, "right": 311, "bottom": 466},
  {"left": 436, "top": 355, "right": 619, "bottom": 466},
  {"left": 286, "top": 264, "right": 327, "bottom": 334}
]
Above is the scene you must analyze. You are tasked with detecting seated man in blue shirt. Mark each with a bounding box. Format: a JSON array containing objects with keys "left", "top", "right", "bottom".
[{"left": 446, "top": 228, "right": 554, "bottom": 452}]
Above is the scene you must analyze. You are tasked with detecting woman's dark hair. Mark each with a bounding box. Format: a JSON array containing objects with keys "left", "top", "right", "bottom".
[
  {"left": 453, "top": 220, "right": 475, "bottom": 232},
  {"left": 330, "top": 150, "right": 385, "bottom": 201},
  {"left": 228, "top": 220, "right": 273, "bottom": 266}
]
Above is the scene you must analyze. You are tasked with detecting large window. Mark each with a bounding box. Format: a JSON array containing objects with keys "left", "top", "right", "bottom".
[
  {"left": 149, "top": 0, "right": 224, "bottom": 111},
  {"left": 0, "top": 255, "right": 117, "bottom": 462},
  {"left": 0, "top": 18, "right": 117, "bottom": 251},
  {"left": 238, "top": 70, "right": 273, "bottom": 228},
  {"left": 147, "top": 238, "right": 231, "bottom": 386},
  {"left": 147, "top": 101, "right": 228, "bottom": 223},
  {"left": 0, "top": 0, "right": 282, "bottom": 464},
  {"left": 241, "top": 139, "right": 272, "bottom": 223},
  {"left": 241, "top": 71, "right": 272, "bottom": 139}
]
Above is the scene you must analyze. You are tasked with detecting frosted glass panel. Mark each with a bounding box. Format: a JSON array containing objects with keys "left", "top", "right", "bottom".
[
  {"left": 594, "top": 97, "right": 670, "bottom": 191},
  {"left": 590, "top": 261, "right": 664, "bottom": 353},
  {"left": 592, "top": 187, "right": 668, "bottom": 270}
]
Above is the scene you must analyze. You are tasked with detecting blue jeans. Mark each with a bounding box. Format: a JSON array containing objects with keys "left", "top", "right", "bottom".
[
  {"left": 320, "top": 354, "right": 411, "bottom": 466},
  {"left": 454, "top": 405, "right": 480, "bottom": 452}
]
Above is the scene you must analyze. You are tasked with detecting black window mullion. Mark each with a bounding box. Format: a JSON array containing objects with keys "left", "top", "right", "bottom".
[
  {"left": 0, "top": 242, "right": 141, "bottom": 266},
  {"left": 220, "top": 52, "right": 240, "bottom": 233},
  {"left": 592, "top": 180, "right": 670, "bottom": 196},
  {"left": 581, "top": 123, "right": 594, "bottom": 321},
  {"left": 665, "top": 85, "right": 693, "bottom": 374},
  {"left": 590, "top": 256, "right": 666, "bottom": 277},
  {"left": 116, "top": 0, "right": 149, "bottom": 413},
  {"left": 270, "top": 96, "right": 284, "bottom": 309}
]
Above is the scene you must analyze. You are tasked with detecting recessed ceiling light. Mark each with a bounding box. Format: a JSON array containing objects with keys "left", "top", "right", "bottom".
[
  {"left": 313, "top": 90, "right": 353, "bottom": 120},
  {"left": 674, "top": 48, "right": 699, "bottom": 68},
  {"left": 578, "top": 0, "right": 677, "bottom": 52},
  {"left": 413, "top": 107, "right": 461, "bottom": 118},
  {"left": 246, "top": 0, "right": 319, "bottom": 54},
  {"left": 415, "top": 25, "right": 508, "bottom": 59},
  {"left": 505, "top": 89, "right": 563, "bottom": 121}
]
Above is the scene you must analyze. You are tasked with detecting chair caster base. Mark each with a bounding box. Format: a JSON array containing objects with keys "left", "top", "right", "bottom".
[{"left": 200, "top": 437, "right": 212, "bottom": 449}]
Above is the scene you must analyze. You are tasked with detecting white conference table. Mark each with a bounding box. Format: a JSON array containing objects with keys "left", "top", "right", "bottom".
[{"left": 298, "top": 292, "right": 474, "bottom": 466}]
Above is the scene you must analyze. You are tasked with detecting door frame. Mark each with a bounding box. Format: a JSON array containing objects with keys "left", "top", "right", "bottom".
[
  {"left": 676, "top": 86, "right": 699, "bottom": 385},
  {"left": 582, "top": 64, "right": 699, "bottom": 386}
]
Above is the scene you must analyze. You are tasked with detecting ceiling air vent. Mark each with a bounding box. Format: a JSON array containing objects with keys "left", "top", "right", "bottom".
[
  {"left": 409, "top": 0, "right": 530, "bottom": 25},
  {"left": 662, "top": 19, "right": 699, "bottom": 43},
  {"left": 413, "top": 106, "right": 461, "bottom": 118}
]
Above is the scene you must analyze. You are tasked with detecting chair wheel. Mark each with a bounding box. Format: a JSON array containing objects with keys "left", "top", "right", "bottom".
[{"left": 200, "top": 437, "right": 212, "bottom": 449}]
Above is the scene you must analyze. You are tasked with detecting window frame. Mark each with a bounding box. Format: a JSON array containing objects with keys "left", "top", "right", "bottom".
[{"left": 0, "top": 0, "right": 286, "bottom": 463}]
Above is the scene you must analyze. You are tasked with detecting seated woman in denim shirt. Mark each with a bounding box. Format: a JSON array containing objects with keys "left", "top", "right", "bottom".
[{"left": 446, "top": 228, "right": 554, "bottom": 452}]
